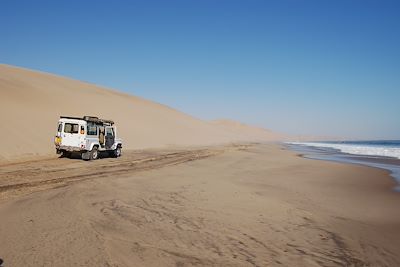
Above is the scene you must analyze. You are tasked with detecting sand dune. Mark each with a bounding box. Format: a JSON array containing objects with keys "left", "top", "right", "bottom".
[
  {"left": 211, "top": 119, "right": 287, "bottom": 142},
  {"left": 0, "top": 64, "right": 284, "bottom": 161}
]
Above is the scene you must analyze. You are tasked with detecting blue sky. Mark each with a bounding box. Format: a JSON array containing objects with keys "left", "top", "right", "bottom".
[{"left": 1, "top": 0, "right": 399, "bottom": 139}]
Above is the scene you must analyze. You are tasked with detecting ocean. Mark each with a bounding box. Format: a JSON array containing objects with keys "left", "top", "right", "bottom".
[{"left": 285, "top": 140, "right": 400, "bottom": 191}]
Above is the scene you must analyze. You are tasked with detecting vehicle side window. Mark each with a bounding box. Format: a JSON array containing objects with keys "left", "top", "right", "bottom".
[
  {"left": 57, "top": 123, "right": 62, "bottom": 133},
  {"left": 64, "top": 123, "right": 79, "bottom": 134},
  {"left": 87, "top": 123, "right": 98, "bottom": 136},
  {"left": 106, "top": 128, "right": 114, "bottom": 136}
]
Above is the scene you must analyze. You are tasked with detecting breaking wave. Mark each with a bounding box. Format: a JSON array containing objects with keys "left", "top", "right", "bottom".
[{"left": 288, "top": 141, "right": 400, "bottom": 159}]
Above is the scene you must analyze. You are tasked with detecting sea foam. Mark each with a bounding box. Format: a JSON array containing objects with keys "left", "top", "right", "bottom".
[{"left": 288, "top": 142, "right": 400, "bottom": 159}]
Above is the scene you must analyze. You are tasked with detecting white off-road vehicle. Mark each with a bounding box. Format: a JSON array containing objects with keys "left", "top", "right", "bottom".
[{"left": 55, "top": 116, "right": 122, "bottom": 160}]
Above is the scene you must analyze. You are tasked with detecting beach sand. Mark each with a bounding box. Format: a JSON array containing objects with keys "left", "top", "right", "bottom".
[{"left": 1, "top": 143, "right": 399, "bottom": 266}]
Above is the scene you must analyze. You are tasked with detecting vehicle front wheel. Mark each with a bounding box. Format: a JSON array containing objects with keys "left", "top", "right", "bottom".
[{"left": 111, "top": 146, "right": 122, "bottom": 158}]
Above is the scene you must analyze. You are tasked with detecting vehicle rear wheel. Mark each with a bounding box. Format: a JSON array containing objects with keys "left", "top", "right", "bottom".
[{"left": 90, "top": 147, "right": 99, "bottom": 160}]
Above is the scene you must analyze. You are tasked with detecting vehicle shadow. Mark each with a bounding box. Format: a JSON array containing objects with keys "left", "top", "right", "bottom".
[{"left": 58, "top": 151, "right": 113, "bottom": 160}]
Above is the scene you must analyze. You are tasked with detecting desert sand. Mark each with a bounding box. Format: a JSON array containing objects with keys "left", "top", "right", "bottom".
[
  {"left": 1, "top": 143, "right": 399, "bottom": 266},
  {"left": 0, "top": 64, "right": 283, "bottom": 162}
]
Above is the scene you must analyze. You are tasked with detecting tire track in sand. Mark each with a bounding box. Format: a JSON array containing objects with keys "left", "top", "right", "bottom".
[{"left": 0, "top": 145, "right": 249, "bottom": 200}]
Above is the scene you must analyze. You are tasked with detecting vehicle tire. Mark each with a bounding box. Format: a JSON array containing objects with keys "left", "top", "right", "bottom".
[
  {"left": 111, "top": 146, "right": 122, "bottom": 158},
  {"left": 60, "top": 151, "right": 71, "bottom": 158},
  {"left": 81, "top": 151, "right": 90, "bottom": 161},
  {"left": 90, "top": 147, "right": 99, "bottom": 160}
]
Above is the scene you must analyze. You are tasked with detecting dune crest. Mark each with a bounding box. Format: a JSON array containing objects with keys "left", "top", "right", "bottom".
[{"left": 0, "top": 64, "right": 284, "bottom": 161}]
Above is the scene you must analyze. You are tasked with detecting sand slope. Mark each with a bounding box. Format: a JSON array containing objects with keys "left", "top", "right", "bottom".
[
  {"left": 211, "top": 119, "right": 287, "bottom": 142},
  {"left": 0, "top": 64, "right": 284, "bottom": 161}
]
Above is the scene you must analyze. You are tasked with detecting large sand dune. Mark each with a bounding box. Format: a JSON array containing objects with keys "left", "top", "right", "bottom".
[
  {"left": 211, "top": 119, "right": 287, "bottom": 142},
  {"left": 0, "top": 64, "right": 284, "bottom": 161}
]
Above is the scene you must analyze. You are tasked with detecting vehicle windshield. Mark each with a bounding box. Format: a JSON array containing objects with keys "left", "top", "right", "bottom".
[{"left": 64, "top": 123, "right": 79, "bottom": 134}]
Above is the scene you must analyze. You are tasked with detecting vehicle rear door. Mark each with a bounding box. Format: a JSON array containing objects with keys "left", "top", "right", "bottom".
[{"left": 62, "top": 122, "right": 81, "bottom": 147}]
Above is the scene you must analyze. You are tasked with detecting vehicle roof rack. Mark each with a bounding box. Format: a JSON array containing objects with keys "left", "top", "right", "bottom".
[
  {"left": 83, "top": 116, "right": 114, "bottom": 125},
  {"left": 60, "top": 116, "right": 114, "bottom": 125},
  {"left": 60, "top": 116, "right": 83, "bottom": 121}
]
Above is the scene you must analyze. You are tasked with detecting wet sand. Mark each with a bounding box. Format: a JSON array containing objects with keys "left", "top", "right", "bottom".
[{"left": 0, "top": 143, "right": 400, "bottom": 266}]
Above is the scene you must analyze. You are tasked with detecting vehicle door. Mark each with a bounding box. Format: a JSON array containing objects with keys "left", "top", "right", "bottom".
[
  {"left": 62, "top": 123, "right": 81, "bottom": 147},
  {"left": 105, "top": 126, "right": 115, "bottom": 149},
  {"left": 86, "top": 123, "right": 99, "bottom": 149}
]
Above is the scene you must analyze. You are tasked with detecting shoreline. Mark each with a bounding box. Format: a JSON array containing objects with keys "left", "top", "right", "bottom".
[
  {"left": 1, "top": 143, "right": 400, "bottom": 266},
  {"left": 285, "top": 142, "right": 400, "bottom": 192}
]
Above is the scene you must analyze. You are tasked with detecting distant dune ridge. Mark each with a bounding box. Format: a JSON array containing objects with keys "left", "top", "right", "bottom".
[
  {"left": 0, "top": 64, "right": 285, "bottom": 161},
  {"left": 211, "top": 119, "right": 287, "bottom": 142}
]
